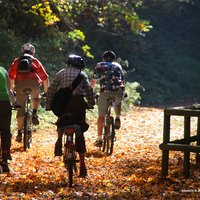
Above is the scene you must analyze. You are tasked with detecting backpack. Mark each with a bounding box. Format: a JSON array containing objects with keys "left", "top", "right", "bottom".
[
  {"left": 51, "top": 72, "right": 84, "bottom": 117},
  {"left": 18, "top": 54, "right": 33, "bottom": 73}
]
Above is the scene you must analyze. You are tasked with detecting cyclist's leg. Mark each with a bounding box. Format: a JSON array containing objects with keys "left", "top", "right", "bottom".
[
  {"left": 0, "top": 102, "right": 12, "bottom": 159},
  {"left": 75, "top": 133, "right": 87, "bottom": 177},
  {"left": 94, "top": 92, "right": 109, "bottom": 145},
  {"left": 54, "top": 128, "right": 63, "bottom": 156},
  {"left": 15, "top": 82, "right": 26, "bottom": 142},
  {"left": 0, "top": 101, "right": 12, "bottom": 172},
  {"left": 111, "top": 91, "right": 124, "bottom": 129},
  {"left": 30, "top": 80, "right": 40, "bottom": 125}
]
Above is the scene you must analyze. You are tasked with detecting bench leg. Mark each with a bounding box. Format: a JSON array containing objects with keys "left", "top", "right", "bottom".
[
  {"left": 184, "top": 116, "right": 190, "bottom": 178},
  {"left": 196, "top": 117, "right": 200, "bottom": 163},
  {"left": 184, "top": 152, "right": 190, "bottom": 178},
  {"left": 161, "top": 150, "right": 169, "bottom": 178}
]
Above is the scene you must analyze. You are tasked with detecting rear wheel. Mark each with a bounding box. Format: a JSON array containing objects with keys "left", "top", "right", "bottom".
[
  {"left": 27, "top": 130, "right": 32, "bottom": 149},
  {"left": 64, "top": 143, "right": 76, "bottom": 187},
  {"left": 102, "top": 117, "right": 115, "bottom": 155},
  {"left": 67, "top": 158, "right": 73, "bottom": 187},
  {"left": 106, "top": 117, "right": 115, "bottom": 155},
  {"left": 23, "top": 113, "right": 28, "bottom": 151}
]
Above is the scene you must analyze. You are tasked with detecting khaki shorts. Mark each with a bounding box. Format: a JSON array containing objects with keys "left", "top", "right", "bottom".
[
  {"left": 15, "top": 79, "right": 40, "bottom": 117},
  {"left": 98, "top": 91, "right": 124, "bottom": 116}
]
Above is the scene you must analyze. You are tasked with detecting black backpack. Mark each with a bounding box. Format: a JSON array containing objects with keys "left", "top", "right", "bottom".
[
  {"left": 51, "top": 72, "right": 84, "bottom": 117},
  {"left": 18, "top": 54, "right": 33, "bottom": 73}
]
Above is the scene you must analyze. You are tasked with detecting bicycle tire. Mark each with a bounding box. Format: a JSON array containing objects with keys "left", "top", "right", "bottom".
[
  {"left": 107, "top": 117, "right": 115, "bottom": 155},
  {"left": 63, "top": 140, "right": 76, "bottom": 187},
  {"left": 27, "top": 130, "right": 32, "bottom": 149},
  {"left": 102, "top": 126, "right": 107, "bottom": 152},
  {"left": 23, "top": 113, "right": 29, "bottom": 151},
  {"left": 67, "top": 158, "right": 73, "bottom": 187},
  {"left": 103, "top": 117, "right": 115, "bottom": 155}
]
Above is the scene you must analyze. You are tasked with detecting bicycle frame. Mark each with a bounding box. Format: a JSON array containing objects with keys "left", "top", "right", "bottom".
[
  {"left": 102, "top": 97, "right": 116, "bottom": 155},
  {"left": 62, "top": 124, "right": 81, "bottom": 187},
  {"left": 23, "top": 88, "right": 32, "bottom": 151}
]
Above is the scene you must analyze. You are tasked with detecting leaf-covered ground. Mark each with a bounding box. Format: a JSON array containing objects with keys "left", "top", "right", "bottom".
[{"left": 1, "top": 107, "right": 200, "bottom": 199}]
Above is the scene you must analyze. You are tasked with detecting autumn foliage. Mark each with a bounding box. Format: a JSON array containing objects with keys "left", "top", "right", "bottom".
[{"left": 1, "top": 107, "right": 200, "bottom": 199}]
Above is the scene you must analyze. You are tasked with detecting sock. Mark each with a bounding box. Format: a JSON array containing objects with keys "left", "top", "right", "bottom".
[
  {"left": 116, "top": 115, "right": 120, "bottom": 119},
  {"left": 80, "top": 162, "right": 86, "bottom": 167},
  {"left": 97, "top": 136, "right": 102, "bottom": 140}
]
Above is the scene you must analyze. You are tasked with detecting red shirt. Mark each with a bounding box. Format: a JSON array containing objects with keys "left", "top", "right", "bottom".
[{"left": 9, "top": 56, "right": 48, "bottom": 85}]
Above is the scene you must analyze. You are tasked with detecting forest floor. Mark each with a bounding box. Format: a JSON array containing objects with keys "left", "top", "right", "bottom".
[{"left": 0, "top": 107, "right": 200, "bottom": 199}]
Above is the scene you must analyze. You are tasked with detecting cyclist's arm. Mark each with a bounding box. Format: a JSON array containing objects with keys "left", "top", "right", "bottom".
[
  {"left": 90, "top": 78, "right": 96, "bottom": 88},
  {"left": 43, "top": 78, "right": 50, "bottom": 93},
  {"left": 6, "top": 72, "right": 16, "bottom": 105}
]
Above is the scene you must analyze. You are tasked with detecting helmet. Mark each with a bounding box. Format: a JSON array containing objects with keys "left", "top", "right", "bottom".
[
  {"left": 67, "top": 54, "right": 85, "bottom": 69},
  {"left": 102, "top": 50, "right": 116, "bottom": 61},
  {"left": 21, "top": 43, "right": 35, "bottom": 55}
]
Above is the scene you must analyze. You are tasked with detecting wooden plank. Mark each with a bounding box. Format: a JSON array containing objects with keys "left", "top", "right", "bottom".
[
  {"left": 159, "top": 143, "right": 200, "bottom": 152},
  {"left": 164, "top": 109, "right": 200, "bottom": 117},
  {"left": 170, "top": 136, "right": 197, "bottom": 144}
]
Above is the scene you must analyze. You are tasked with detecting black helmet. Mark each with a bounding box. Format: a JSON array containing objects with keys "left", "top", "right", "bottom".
[
  {"left": 67, "top": 54, "right": 85, "bottom": 69},
  {"left": 102, "top": 50, "right": 116, "bottom": 61}
]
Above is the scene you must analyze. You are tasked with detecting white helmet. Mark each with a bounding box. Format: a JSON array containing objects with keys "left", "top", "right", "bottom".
[{"left": 21, "top": 43, "right": 35, "bottom": 55}]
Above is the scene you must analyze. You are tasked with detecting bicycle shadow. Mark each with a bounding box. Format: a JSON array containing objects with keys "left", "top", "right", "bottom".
[
  {"left": 86, "top": 149, "right": 105, "bottom": 158},
  {"left": 11, "top": 146, "right": 25, "bottom": 153}
]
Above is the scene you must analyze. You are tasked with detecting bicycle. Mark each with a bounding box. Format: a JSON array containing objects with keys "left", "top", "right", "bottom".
[
  {"left": 63, "top": 124, "right": 81, "bottom": 187},
  {"left": 95, "top": 94, "right": 116, "bottom": 155},
  {"left": 102, "top": 96, "right": 116, "bottom": 155},
  {"left": 57, "top": 114, "right": 82, "bottom": 187},
  {"left": 23, "top": 88, "right": 33, "bottom": 151}
]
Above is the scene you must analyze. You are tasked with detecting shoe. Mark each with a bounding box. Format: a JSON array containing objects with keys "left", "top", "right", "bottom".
[
  {"left": 94, "top": 139, "right": 103, "bottom": 147},
  {"left": 16, "top": 133, "right": 22, "bottom": 142},
  {"left": 54, "top": 140, "right": 62, "bottom": 156},
  {"left": 2, "top": 152, "right": 12, "bottom": 160},
  {"left": 114, "top": 117, "right": 121, "bottom": 129},
  {"left": 1, "top": 160, "right": 10, "bottom": 173},
  {"left": 79, "top": 165, "right": 87, "bottom": 177},
  {"left": 32, "top": 113, "right": 39, "bottom": 125}
]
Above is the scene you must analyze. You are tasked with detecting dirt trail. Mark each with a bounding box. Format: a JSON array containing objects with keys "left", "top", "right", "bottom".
[{"left": 0, "top": 107, "right": 199, "bottom": 199}]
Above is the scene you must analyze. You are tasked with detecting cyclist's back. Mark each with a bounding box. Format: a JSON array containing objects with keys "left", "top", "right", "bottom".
[{"left": 95, "top": 61, "right": 124, "bottom": 93}]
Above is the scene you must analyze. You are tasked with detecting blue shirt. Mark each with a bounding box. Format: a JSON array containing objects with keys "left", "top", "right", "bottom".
[{"left": 93, "top": 61, "right": 125, "bottom": 92}]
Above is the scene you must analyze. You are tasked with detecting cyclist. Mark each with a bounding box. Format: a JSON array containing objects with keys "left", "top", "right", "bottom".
[
  {"left": 91, "top": 50, "right": 125, "bottom": 147},
  {"left": 9, "top": 43, "right": 50, "bottom": 142},
  {"left": 46, "top": 54, "right": 95, "bottom": 177},
  {"left": 0, "top": 66, "right": 18, "bottom": 172}
]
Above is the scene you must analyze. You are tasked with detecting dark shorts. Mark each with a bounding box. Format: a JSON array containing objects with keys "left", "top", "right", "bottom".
[
  {"left": 57, "top": 95, "right": 88, "bottom": 153},
  {"left": 98, "top": 91, "right": 124, "bottom": 116}
]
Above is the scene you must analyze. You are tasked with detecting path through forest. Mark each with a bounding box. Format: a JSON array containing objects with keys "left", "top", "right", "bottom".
[{"left": 0, "top": 107, "right": 199, "bottom": 199}]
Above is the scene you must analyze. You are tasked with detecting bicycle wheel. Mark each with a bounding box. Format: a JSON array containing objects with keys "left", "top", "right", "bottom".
[
  {"left": 27, "top": 112, "right": 32, "bottom": 149},
  {"left": 102, "top": 126, "right": 108, "bottom": 152},
  {"left": 103, "top": 117, "right": 115, "bottom": 155},
  {"left": 27, "top": 130, "right": 32, "bottom": 149},
  {"left": 23, "top": 113, "right": 29, "bottom": 151},
  {"left": 67, "top": 158, "right": 73, "bottom": 187},
  {"left": 63, "top": 142, "right": 76, "bottom": 187}
]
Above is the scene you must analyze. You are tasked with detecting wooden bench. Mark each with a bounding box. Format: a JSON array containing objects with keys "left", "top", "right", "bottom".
[{"left": 159, "top": 105, "right": 200, "bottom": 178}]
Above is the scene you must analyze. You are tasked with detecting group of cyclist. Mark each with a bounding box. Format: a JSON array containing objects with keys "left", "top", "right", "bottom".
[{"left": 0, "top": 43, "right": 125, "bottom": 175}]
